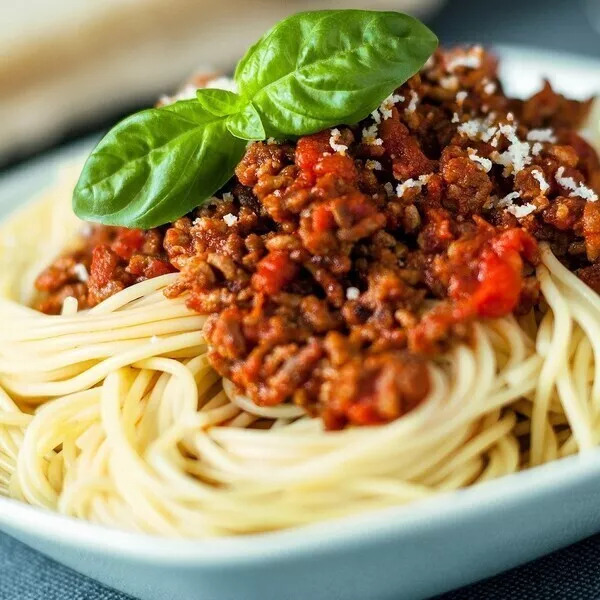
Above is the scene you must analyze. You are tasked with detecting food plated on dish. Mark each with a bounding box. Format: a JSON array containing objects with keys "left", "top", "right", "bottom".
[{"left": 2, "top": 9, "right": 600, "bottom": 595}]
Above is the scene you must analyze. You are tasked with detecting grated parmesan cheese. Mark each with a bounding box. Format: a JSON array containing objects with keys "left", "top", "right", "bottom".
[
  {"left": 457, "top": 116, "right": 498, "bottom": 144},
  {"left": 396, "top": 174, "right": 432, "bottom": 198},
  {"left": 223, "top": 213, "right": 238, "bottom": 226},
  {"left": 346, "top": 287, "right": 360, "bottom": 300},
  {"left": 532, "top": 169, "right": 549, "bottom": 193},
  {"left": 379, "top": 93, "right": 404, "bottom": 120},
  {"left": 384, "top": 182, "right": 395, "bottom": 197},
  {"left": 446, "top": 47, "right": 482, "bottom": 72},
  {"left": 491, "top": 124, "right": 531, "bottom": 175},
  {"left": 222, "top": 192, "right": 234, "bottom": 202},
  {"left": 483, "top": 81, "right": 497, "bottom": 95},
  {"left": 506, "top": 203, "right": 537, "bottom": 218},
  {"left": 440, "top": 75, "right": 459, "bottom": 90},
  {"left": 497, "top": 192, "right": 521, "bottom": 208},
  {"left": 159, "top": 84, "right": 196, "bottom": 105},
  {"left": 452, "top": 112, "right": 460, "bottom": 123},
  {"left": 467, "top": 148, "right": 492, "bottom": 172},
  {"left": 526, "top": 128, "right": 557, "bottom": 143},
  {"left": 458, "top": 120, "right": 481, "bottom": 138},
  {"left": 362, "top": 124, "right": 383, "bottom": 146},
  {"left": 496, "top": 191, "right": 536, "bottom": 218},
  {"left": 205, "top": 77, "right": 238, "bottom": 93},
  {"left": 531, "top": 142, "right": 543, "bottom": 156},
  {"left": 366, "top": 160, "right": 382, "bottom": 171},
  {"left": 456, "top": 91, "right": 467, "bottom": 104},
  {"left": 405, "top": 90, "right": 419, "bottom": 114},
  {"left": 329, "top": 128, "right": 348, "bottom": 155},
  {"left": 371, "top": 109, "right": 382, "bottom": 124},
  {"left": 73, "top": 263, "right": 89, "bottom": 282},
  {"left": 555, "top": 166, "right": 598, "bottom": 201}
]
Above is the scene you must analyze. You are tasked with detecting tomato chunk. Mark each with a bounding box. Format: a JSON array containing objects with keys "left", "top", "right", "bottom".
[
  {"left": 312, "top": 204, "right": 335, "bottom": 233},
  {"left": 295, "top": 131, "right": 332, "bottom": 172},
  {"left": 111, "top": 228, "right": 145, "bottom": 260},
  {"left": 252, "top": 251, "right": 298, "bottom": 295},
  {"left": 315, "top": 154, "right": 357, "bottom": 182}
]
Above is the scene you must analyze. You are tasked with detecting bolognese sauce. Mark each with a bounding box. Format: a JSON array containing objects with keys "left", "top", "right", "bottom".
[{"left": 34, "top": 46, "right": 600, "bottom": 428}]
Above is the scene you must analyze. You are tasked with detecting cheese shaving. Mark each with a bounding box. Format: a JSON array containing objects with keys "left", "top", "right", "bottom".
[
  {"left": 491, "top": 124, "right": 531, "bottom": 175},
  {"left": 205, "top": 77, "right": 238, "bottom": 93},
  {"left": 555, "top": 167, "right": 598, "bottom": 201},
  {"left": 379, "top": 93, "right": 404, "bottom": 120},
  {"left": 396, "top": 174, "right": 432, "bottom": 198},
  {"left": 467, "top": 148, "right": 492, "bottom": 172},
  {"left": 446, "top": 47, "right": 482, "bottom": 72},
  {"left": 496, "top": 192, "right": 521, "bottom": 208},
  {"left": 506, "top": 203, "right": 536, "bottom": 218},
  {"left": 329, "top": 128, "right": 348, "bottom": 155},
  {"left": 223, "top": 213, "right": 238, "bottom": 226},
  {"left": 405, "top": 90, "right": 419, "bottom": 114},
  {"left": 440, "top": 75, "right": 459, "bottom": 90},
  {"left": 527, "top": 128, "right": 557, "bottom": 143},
  {"left": 483, "top": 81, "right": 497, "bottom": 95},
  {"left": 362, "top": 124, "right": 383, "bottom": 146},
  {"left": 532, "top": 169, "right": 549, "bottom": 194}
]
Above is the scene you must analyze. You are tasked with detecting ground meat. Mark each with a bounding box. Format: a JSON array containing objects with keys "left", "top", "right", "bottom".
[
  {"left": 33, "top": 46, "right": 600, "bottom": 429},
  {"left": 34, "top": 226, "right": 174, "bottom": 313}
]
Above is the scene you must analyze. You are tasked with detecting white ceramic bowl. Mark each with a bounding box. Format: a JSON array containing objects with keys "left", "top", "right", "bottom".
[{"left": 1, "top": 46, "right": 600, "bottom": 600}]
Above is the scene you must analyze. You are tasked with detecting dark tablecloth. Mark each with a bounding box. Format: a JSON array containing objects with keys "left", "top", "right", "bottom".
[{"left": 2, "top": 530, "right": 600, "bottom": 599}]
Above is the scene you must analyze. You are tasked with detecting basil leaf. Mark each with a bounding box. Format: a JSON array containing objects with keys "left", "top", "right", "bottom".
[
  {"left": 234, "top": 10, "right": 437, "bottom": 136},
  {"left": 226, "top": 103, "right": 266, "bottom": 140},
  {"left": 196, "top": 88, "right": 243, "bottom": 117},
  {"left": 73, "top": 100, "right": 246, "bottom": 229}
]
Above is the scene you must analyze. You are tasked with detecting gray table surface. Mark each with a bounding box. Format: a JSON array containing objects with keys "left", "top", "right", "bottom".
[
  {"left": 3, "top": 530, "right": 600, "bottom": 600},
  {"left": 3, "top": 0, "right": 600, "bottom": 598}
]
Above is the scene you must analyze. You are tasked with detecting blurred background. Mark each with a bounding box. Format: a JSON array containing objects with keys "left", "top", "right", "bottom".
[{"left": 2, "top": 0, "right": 600, "bottom": 171}]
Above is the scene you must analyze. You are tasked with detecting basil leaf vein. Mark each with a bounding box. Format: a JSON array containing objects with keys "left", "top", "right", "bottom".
[
  {"left": 226, "top": 103, "right": 266, "bottom": 140},
  {"left": 196, "top": 88, "right": 244, "bottom": 117}
]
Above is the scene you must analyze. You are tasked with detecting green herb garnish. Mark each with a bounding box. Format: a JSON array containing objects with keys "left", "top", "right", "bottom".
[{"left": 73, "top": 10, "right": 437, "bottom": 229}]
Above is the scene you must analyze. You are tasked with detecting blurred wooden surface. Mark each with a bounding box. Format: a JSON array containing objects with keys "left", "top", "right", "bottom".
[{"left": 0, "top": 0, "right": 442, "bottom": 165}]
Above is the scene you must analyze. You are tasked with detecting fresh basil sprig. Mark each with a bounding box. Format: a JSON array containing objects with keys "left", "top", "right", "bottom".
[
  {"left": 73, "top": 10, "right": 437, "bottom": 229},
  {"left": 235, "top": 10, "right": 437, "bottom": 136}
]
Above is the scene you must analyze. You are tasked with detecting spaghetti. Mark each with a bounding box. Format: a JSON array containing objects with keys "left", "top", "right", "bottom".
[
  {"left": 0, "top": 189, "right": 595, "bottom": 535},
  {"left": 1, "top": 44, "right": 600, "bottom": 537}
]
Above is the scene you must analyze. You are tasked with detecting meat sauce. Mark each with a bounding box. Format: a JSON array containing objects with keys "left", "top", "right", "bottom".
[{"left": 34, "top": 47, "right": 600, "bottom": 428}]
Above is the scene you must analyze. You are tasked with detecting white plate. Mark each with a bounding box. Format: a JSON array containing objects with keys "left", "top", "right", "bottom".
[{"left": 1, "top": 46, "right": 600, "bottom": 600}]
